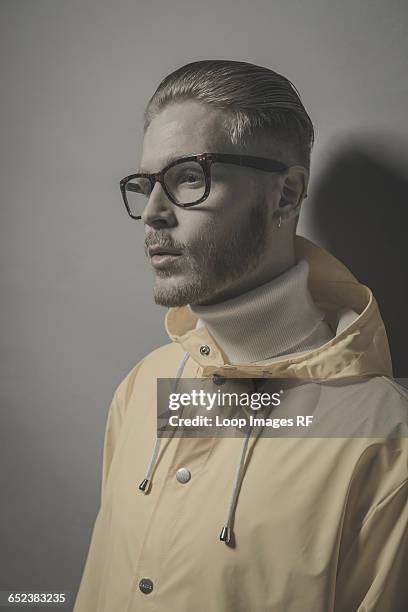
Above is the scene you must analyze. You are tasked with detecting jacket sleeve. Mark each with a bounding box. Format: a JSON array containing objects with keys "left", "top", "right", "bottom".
[
  {"left": 334, "top": 439, "right": 408, "bottom": 612},
  {"left": 100, "top": 357, "right": 146, "bottom": 503}
]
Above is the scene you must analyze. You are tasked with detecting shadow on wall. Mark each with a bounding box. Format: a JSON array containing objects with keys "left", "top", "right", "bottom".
[{"left": 309, "top": 136, "right": 408, "bottom": 378}]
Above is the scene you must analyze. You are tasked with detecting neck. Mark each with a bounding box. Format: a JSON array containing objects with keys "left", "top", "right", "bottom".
[{"left": 189, "top": 259, "right": 334, "bottom": 364}]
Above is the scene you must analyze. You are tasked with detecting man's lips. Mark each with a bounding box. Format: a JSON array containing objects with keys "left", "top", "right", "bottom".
[
  {"left": 147, "top": 245, "right": 183, "bottom": 269},
  {"left": 148, "top": 245, "right": 182, "bottom": 257}
]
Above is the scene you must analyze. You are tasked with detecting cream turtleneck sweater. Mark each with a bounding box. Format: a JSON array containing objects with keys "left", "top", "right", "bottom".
[{"left": 188, "top": 259, "right": 335, "bottom": 364}]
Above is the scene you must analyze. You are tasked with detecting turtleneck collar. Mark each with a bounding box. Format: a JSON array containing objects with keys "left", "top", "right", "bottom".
[{"left": 188, "top": 259, "right": 334, "bottom": 364}]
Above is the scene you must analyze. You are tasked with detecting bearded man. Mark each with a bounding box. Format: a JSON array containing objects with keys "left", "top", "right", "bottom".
[{"left": 74, "top": 60, "right": 408, "bottom": 612}]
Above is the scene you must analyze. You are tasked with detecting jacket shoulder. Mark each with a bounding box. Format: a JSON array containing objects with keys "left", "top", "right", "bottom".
[
  {"left": 114, "top": 341, "right": 187, "bottom": 401},
  {"left": 135, "top": 341, "right": 188, "bottom": 377},
  {"left": 380, "top": 376, "right": 408, "bottom": 402},
  {"left": 366, "top": 376, "right": 408, "bottom": 421},
  {"left": 315, "top": 375, "right": 408, "bottom": 439}
]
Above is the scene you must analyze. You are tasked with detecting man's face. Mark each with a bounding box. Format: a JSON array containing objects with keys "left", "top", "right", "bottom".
[{"left": 141, "top": 100, "right": 282, "bottom": 307}]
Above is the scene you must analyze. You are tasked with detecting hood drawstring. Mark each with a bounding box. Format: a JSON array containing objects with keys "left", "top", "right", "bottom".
[
  {"left": 139, "top": 351, "right": 254, "bottom": 545},
  {"left": 219, "top": 422, "right": 253, "bottom": 544},
  {"left": 139, "top": 351, "right": 190, "bottom": 493}
]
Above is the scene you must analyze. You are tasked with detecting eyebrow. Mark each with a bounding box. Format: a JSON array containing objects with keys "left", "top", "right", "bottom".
[{"left": 138, "top": 154, "right": 184, "bottom": 174}]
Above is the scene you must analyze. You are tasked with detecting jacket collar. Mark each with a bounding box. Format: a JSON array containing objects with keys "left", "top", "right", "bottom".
[{"left": 164, "top": 236, "right": 393, "bottom": 380}]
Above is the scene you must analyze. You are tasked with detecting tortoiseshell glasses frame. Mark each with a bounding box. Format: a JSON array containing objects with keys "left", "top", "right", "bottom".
[{"left": 119, "top": 152, "right": 289, "bottom": 220}]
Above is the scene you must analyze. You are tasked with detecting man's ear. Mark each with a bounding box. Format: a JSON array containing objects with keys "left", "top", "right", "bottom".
[{"left": 278, "top": 165, "right": 309, "bottom": 217}]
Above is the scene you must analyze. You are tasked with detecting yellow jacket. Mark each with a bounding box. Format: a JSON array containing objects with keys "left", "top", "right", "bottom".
[{"left": 74, "top": 236, "right": 408, "bottom": 612}]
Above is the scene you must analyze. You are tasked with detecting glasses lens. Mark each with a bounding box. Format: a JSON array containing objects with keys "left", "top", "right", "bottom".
[
  {"left": 164, "top": 161, "right": 206, "bottom": 205},
  {"left": 124, "top": 177, "right": 151, "bottom": 217}
]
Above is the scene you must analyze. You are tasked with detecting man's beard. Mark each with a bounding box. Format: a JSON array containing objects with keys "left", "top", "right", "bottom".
[{"left": 150, "top": 200, "right": 268, "bottom": 308}]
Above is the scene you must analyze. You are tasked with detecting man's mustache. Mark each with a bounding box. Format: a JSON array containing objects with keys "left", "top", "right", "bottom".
[{"left": 144, "top": 235, "right": 186, "bottom": 256}]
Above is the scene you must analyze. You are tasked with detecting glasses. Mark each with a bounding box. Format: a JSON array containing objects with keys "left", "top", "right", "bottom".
[{"left": 119, "top": 152, "right": 289, "bottom": 220}]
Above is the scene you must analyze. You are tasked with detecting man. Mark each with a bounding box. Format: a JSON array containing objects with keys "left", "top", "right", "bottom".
[{"left": 74, "top": 60, "right": 408, "bottom": 611}]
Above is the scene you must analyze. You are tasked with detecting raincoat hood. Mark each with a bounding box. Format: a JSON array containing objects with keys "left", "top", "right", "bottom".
[{"left": 164, "top": 235, "right": 393, "bottom": 380}]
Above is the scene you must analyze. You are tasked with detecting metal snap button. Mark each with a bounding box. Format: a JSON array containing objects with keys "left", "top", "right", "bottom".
[
  {"left": 176, "top": 467, "right": 191, "bottom": 484},
  {"left": 212, "top": 375, "right": 226, "bottom": 385},
  {"left": 199, "top": 344, "right": 211, "bottom": 356},
  {"left": 139, "top": 577, "right": 153, "bottom": 594}
]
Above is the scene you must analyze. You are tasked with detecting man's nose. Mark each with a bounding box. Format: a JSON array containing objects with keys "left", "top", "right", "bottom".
[{"left": 141, "top": 181, "right": 176, "bottom": 227}]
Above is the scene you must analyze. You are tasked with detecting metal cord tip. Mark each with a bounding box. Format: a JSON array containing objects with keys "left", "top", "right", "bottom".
[
  {"left": 219, "top": 526, "right": 231, "bottom": 543},
  {"left": 139, "top": 478, "right": 149, "bottom": 492}
]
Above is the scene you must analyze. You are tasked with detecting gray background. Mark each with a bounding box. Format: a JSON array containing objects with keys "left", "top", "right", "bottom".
[{"left": 1, "top": 0, "right": 407, "bottom": 607}]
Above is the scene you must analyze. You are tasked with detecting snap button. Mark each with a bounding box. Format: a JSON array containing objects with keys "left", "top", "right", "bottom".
[
  {"left": 212, "top": 375, "right": 226, "bottom": 385},
  {"left": 139, "top": 577, "right": 153, "bottom": 594},
  {"left": 199, "top": 344, "right": 211, "bottom": 356},
  {"left": 176, "top": 467, "right": 191, "bottom": 484}
]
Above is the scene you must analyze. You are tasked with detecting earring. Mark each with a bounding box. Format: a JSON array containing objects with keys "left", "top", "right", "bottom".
[{"left": 277, "top": 214, "right": 282, "bottom": 229}]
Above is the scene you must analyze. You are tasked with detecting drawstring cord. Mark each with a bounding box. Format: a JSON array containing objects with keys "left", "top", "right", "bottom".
[
  {"left": 219, "top": 382, "right": 266, "bottom": 544},
  {"left": 138, "top": 437, "right": 162, "bottom": 492},
  {"left": 219, "top": 422, "right": 253, "bottom": 544},
  {"left": 139, "top": 351, "right": 190, "bottom": 493},
  {"left": 139, "top": 350, "right": 258, "bottom": 544}
]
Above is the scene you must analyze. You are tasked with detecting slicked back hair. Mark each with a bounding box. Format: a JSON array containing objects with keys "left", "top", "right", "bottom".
[{"left": 144, "top": 60, "right": 315, "bottom": 173}]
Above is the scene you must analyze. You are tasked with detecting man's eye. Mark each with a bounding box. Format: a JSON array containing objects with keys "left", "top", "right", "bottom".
[
  {"left": 128, "top": 183, "right": 146, "bottom": 194},
  {"left": 180, "top": 172, "right": 202, "bottom": 184},
  {"left": 166, "top": 162, "right": 205, "bottom": 193}
]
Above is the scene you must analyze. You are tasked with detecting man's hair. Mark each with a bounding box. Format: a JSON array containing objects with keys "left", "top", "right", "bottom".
[{"left": 144, "top": 59, "right": 314, "bottom": 172}]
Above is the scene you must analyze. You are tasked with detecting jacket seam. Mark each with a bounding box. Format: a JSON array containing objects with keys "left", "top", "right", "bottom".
[
  {"left": 335, "top": 443, "right": 383, "bottom": 579},
  {"left": 335, "top": 442, "right": 404, "bottom": 576},
  {"left": 359, "top": 478, "right": 408, "bottom": 530}
]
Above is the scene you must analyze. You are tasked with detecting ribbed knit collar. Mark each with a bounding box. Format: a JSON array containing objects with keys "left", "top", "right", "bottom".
[{"left": 188, "top": 259, "right": 334, "bottom": 364}]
